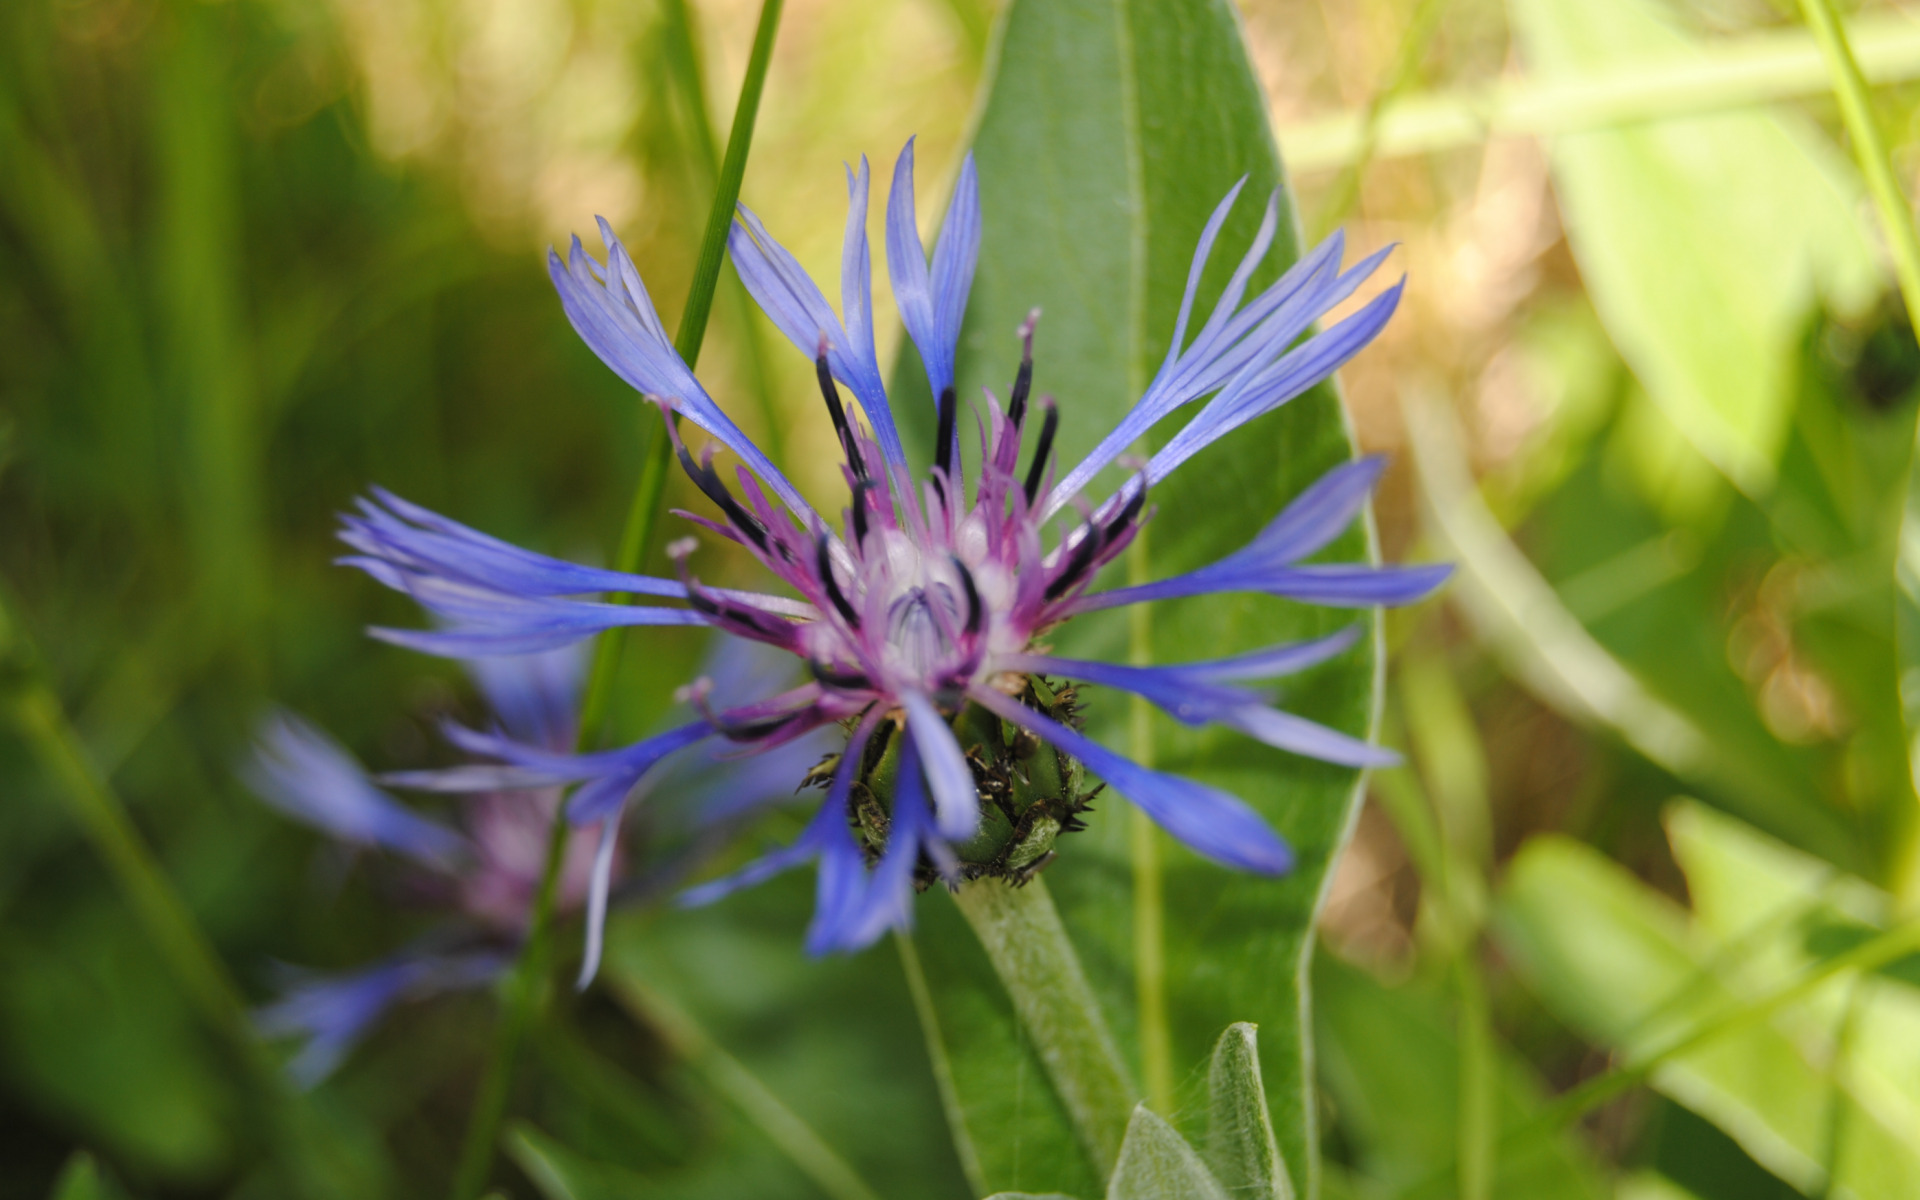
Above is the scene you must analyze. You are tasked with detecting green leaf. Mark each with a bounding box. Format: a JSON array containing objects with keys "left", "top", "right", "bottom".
[
  {"left": 1204, "top": 1023, "right": 1291, "bottom": 1200},
  {"left": 907, "top": 0, "right": 1385, "bottom": 1193},
  {"left": 1507, "top": 0, "right": 1879, "bottom": 495},
  {"left": 1106, "top": 1106, "right": 1230, "bottom": 1200},
  {"left": 1311, "top": 954, "right": 1605, "bottom": 1200},
  {"left": 47, "top": 1155, "right": 127, "bottom": 1200},
  {"left": 1495, "top": 829, "right": 1920, "bottom": 1197}
]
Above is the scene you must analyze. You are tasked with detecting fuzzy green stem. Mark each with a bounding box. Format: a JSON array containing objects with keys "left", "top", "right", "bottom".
[
  {"left": 952, "top": 877, "right": 1139, "bottom": 1177},
  {"left": 447, "top": 4, "right": 785, "bottom": 1195}
]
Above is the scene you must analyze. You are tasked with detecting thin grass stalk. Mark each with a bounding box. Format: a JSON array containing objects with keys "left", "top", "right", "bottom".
[{"left": 447, "top": 4, "right": 786, "bottom": 1195}]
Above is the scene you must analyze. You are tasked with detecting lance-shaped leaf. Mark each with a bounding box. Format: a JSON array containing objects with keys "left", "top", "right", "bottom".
[{"left": 901, "top": 0, "right": 1385, "bottom": 1195}]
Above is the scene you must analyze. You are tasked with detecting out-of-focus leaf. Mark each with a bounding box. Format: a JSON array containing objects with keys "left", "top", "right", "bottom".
[
  {"left": 1312, "top": 954, "right": 1605, "bottom": 1199},
  {"left": 909, "top": 0, "right": 1384, "bottom": 1192},
  {"left": 1665, "top": 801, "right": 1920, "bottom": 1148},
  {"left": 1508, "top": 0, "right": 1879, "bottom": 494},
  {"left": 1401, "top": 388, "right": 1857, "bottom": 866},
  {"left": 46, "top": 1155, "right": 127, "bottom": 1200},
  {"left": 1105, "top": 1106, "right": 1229, "bottom": 1200},
  {"left": 1204, "top": 1023, "right": 1290, "bottom": 1200},
  {"left": 1495, "top": 830, "right": 1920, "bottom": 1197}
]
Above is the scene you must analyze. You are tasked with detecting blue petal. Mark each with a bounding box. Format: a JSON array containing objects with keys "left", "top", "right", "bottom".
[
  {"left": 362, "top": 571, "right": 709, "bottom": 659},
  {"left": 1045, "top": 209, "right": 1362, "bottom": 515},
  {"left": 562, "top": 722, "right": 715, "bottom": 824},
  {"left": 1214, "top": 706, "right": 1399, "bottom": 769},
  {"left": 245, "top": 713, "right": 467, "bottom": 868},
  {"left": 1006, "top": 636, "right": 1395, "bottom": 769},
  {"left": 1144, "top": 280, "right": 1404, "bottom": 488},
  {"left": 1064, "top": 459, "right": 1449, "bottom": 615},
  {"left": 575, "top": 815, "right": 623, "bottom": 989},
  {"left": 343, "top": 489, "right": 683, "bottom": 599},
  {"left": 547, "top": 226, "right": 816, "bottom": 521},
  {"left": 901, "top": 692, "right": 980, "bottom": 839},
  {"left": 257, "top": 953, "right": 504, "bottom": 1087},
  {"left": 834, "top": 733, "right": 930, "bottom": 950},
  {"left": 465, "top": 646, "right": 584, "bottom": 750},
  {"left": 970, "top": 687, "right": 1293, "bottom": 875},
  {"left": 886, "top": 139, "right": 981, "bottom": 400},
  {"left": 729, "top": 186, "right": 909, "bottom": 475}
]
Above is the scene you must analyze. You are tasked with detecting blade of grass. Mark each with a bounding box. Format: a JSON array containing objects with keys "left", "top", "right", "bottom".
[
  {"left": 446, "top": 4, "right": 786, "bottom": 1196},
  {"left": 0, "top": 589, "right": 365, "bottom": 1199},
  {"left": 607, "top": 976, "right": 883, "bottom": 1200},
  {"left": 1278, "top": 12, "right": 1920, "bottom": 174},
  {"left": 1796, "top": 0, "right": 1920, "bottom": 906},
  {"left": 894, "top": 932, "right": 988, "bottom": 1196},
  {"left": 1796, "top": 0, "right": 1920, "bottom": 324}
]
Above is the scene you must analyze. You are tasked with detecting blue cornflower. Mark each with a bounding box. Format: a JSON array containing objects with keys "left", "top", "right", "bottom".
[
  {"left": 341, "top": 139, "right": 1447, "bottom": 969},
  {"left": 246, "top": 644, "right": 812, "bottom": 1076}
]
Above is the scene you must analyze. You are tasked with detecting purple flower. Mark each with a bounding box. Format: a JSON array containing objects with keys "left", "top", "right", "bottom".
[
  {"left": 344, "top": 140, "right": 1448, "bottom": 968},
  {"left": 246, "top": 646, "right": 810, "bottom": 1075}
]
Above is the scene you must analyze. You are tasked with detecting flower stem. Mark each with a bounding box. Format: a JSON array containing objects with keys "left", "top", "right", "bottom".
[
  {"left": 1794, "top": 0, "right": 1920, "bottom": 326},
  {"left": 951, "top": 876, "right": 1138, "bottom": 1178},
  {"left": 446, "top": 4, "right": 785, "bottom": 1195}
]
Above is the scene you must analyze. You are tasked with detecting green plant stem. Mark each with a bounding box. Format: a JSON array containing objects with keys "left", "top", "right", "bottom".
[
  {"left": 951, "top": 877, "right": 1138, "bottom": 1177},
  {"left": 446, "top": 4, "right": 785, "bottom": 1196},
  {"left": 1452, "top": 954, "right": 1493, "bottom": 1200},
  {"left": 894, "top": 932, "right": 987, "bottom": 1196},
  {"left": 1798, "top": 0, "right": 1920, "bottom": 326},
  {"left": 610, "top": 978, "right": 883, "bottom": 1200},
  {"left": 1277, "top": 12, "right": 1920, "bottom": 174}
]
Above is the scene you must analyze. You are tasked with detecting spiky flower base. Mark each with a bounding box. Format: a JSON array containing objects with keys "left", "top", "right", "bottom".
[{"left": 808, "top": 678, "right": 1101, "bottom": 890}]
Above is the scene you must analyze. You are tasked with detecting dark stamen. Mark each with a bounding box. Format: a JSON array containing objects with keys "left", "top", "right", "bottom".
[
  {"left": 1008, "top": 310, "right": 1038, "bottom": 427},
  {"left": 815, "top": 536, "right": 861, "bottom": 628},
  {"left": 808, "top": 659, "right": 872, "bottom": 691},
  {"left": 1045, "top": 522, "right": 1104, "bottom": 601},
  {"left": 951, "top": 555, "right": 983, "bottom": 636},
  {"left": 1104, "top": 480, "right": 1147, "bottom": 541},
  {"left": 1022, "top": 398, "right": 1059, "bottom": 506},
  {"left": 816, "top": 351, "right": 868, "bottom": 482},
  {"left": 676, "top": 443, "right": 770, "bottom": 552},
  {"left": 849, "top": 481, "right": 875, "bottom": 547},
  {"left": 929, "top": 471, "right": 949, "bottom": 517},
  {"left": 934, "top": 385, "right": 958, "bottom": 477}
]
